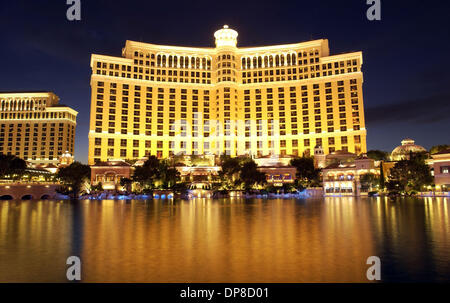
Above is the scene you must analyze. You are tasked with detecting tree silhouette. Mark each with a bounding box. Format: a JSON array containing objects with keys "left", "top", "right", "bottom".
[
  {"left": 56, "top": 162, "right": 91, "bottom": 198},
  {"left": 0, "top": 155, "right": 27, "bottom": 178}
]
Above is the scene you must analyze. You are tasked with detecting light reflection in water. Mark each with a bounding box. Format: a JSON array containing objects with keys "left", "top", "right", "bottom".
[{"left": 0, "top": 197, "right": 449, "bottom": 282}]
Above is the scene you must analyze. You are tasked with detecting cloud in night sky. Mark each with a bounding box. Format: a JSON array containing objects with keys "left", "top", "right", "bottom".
[{"left": 366, "top": 94, "right": 450, "bottom": 125}]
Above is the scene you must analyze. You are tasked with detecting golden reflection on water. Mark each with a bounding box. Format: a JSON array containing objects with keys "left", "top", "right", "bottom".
[{"left": 0, "top": 197, "right": 449, "bottom": 282}]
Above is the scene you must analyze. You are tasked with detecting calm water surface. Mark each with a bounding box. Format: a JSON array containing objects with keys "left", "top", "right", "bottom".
[{"left": 0, "top": 197, "right": 449, "bottom": 282}]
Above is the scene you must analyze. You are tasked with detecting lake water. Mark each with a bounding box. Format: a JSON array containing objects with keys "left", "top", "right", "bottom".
[{"left": 0, "top": 197, "right": 449, "bottom": 282}]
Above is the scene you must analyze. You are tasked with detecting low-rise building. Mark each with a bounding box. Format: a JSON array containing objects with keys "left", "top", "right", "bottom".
[
  {"left": 391, "top": 138, "right": 427, "bottom": 161},
  {"left": 90, "top": 159, "right": 133, "bottom": 191},
  {"left": 430, "top": 148, "right": 450, "bottom": 192},
  {"left": 381, "top": 138, "right": 429, "bottom": 182},
  {"left": 176, "top": 166, "right": 220, "bottom": 189},
  {"left": 258, "top": 166, "right": 296, "bottom": 186},
  {"left": 313, "top": 146, "right": 358, "bottom": 169},
  {"left": 254, "top": 155, "right": 297, "bottom": 186},
  {"left": 323, "top": 156, "right": 380, "bottom": 196}
]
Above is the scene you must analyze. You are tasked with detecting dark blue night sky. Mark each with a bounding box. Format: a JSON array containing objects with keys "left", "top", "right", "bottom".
[{"left": 1, "top": 0, "right": 449, "bottom": 163}]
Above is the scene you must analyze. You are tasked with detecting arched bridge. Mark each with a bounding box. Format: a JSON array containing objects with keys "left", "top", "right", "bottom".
[{"left": 0, "top": 183, "right": 60, "bottom": 200}]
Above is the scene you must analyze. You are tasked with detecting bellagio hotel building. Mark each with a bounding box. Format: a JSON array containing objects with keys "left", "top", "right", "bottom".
[
  {"left": 88, "top": 25, "right": 367, "bottom": 165},
  {"left": 0, "top": 92, "right": 78, "bottom": 166}
]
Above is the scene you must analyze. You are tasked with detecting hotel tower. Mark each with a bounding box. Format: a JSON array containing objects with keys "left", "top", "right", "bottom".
[
  {"left": 88, "top": 25, "right": 367, "bottom": 165},
  {"left": 0, "top": 92, "right": 78, "bottom": 166}
]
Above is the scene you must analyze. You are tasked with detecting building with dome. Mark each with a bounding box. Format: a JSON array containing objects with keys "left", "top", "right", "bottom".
[
  {"left": 381, "top": 138, "right": 435, "bottom": 188},
  {"left": 390, "top": 138, "right": 427, "bottom": 161},
  {"left": 58, "top": 151, "right": 74, "bottom": 167},
  {"left": 88, "top": 25, "right": 367, "bottom": 165}
]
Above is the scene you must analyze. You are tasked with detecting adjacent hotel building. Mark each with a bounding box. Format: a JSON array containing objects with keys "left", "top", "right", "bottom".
[
  {"left": 0, "top": 92, "right": 78, "bottom": 166},
  {"left": 88, "top": 25, "right": 367, "bottom": 165}
]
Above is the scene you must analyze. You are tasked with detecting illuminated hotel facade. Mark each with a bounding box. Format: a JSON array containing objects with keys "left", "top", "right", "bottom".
[
  {"left": 88, "top": 25, "right": 367, "bottom": 165},
  {"left": 0, "top": 92, "right": 78, "bottom": 166}
]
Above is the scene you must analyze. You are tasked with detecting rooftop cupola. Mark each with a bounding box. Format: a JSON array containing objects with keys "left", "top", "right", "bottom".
[{"left": 214, "top": 25, "right": 238, "bottom": 48}]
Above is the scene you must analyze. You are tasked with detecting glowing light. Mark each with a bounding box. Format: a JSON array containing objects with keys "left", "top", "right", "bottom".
[{"left": 214, "top": 25, "right": 238, "bottom": 47}]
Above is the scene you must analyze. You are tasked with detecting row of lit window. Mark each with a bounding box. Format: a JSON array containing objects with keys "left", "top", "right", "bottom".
[
  {"left": 0, "top": 152, "right": 69, "bottom": 160},
  {"left": 93, "top": 137, "right": 361, "bottom": 151},
  {"left": 97, "top": 82, "right": 211, "bottom": 95},
  {"left": 242, "top": 68, "right": 358, "bottom": 84}
]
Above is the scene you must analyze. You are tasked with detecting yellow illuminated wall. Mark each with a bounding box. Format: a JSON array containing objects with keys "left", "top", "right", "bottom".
[
  {"left": 88, "top": 25, "right": 367, "bottom": 165},
  {"left": 0, "top": 92, "right": 78, "bottom": 166}
]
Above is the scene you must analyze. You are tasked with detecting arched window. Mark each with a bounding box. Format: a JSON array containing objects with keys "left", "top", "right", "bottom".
[
  {"left": 275, "top": 55, "right": 280, "bottom": 67},
  {"left": 292, "top": 53, "right": 296, "bottom": 65},
  {"left": 280, "top": 55, "right": 285, "bottom": 66},
  {"left": 195, "top": 57, "right": 199, "bottom": 68},
  {"left": 157, "top": 55, "right": 161, "bottom": 67},
  {"left": 258, "top": 56, "right": 262, "bottom": 68},
  {"left": 168, "top": 55, "right": 173, "bottom": 67},
  {"left": 264, "top": 56, "right": 268, "bottom": 67},
  {"left": 242, "top": 58, "right": 246, "bottom": 69},
  {"left": 287, "top": 54, "right": 291, "bottom": 65},
  {"left": 269, "top": 56, "right": 274, "bottom": 67},
  {"left": 179, "top": 56, "right": 184, "bottom": 68}
]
